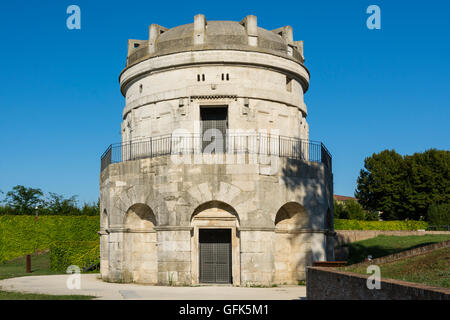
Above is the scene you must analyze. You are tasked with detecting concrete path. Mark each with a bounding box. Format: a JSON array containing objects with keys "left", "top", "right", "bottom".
[{"left": 0, "top": 274, "right": 306, "bottom": 300}]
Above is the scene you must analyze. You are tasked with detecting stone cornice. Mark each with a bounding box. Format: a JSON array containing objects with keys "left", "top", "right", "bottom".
[
  {"left": 103, "top": 226, "right": 333, "bottom": 234},
  {"left": 106, "top": 227, "right": 157, "bottom": 233},
  {"left": 122, "top": 86, "right": 307, "bottom": 119},
  {"left": 119, "top": 50, "right": 310, "bottom": 96},
  {"left": 153, "top": 226, "right": 193, "bottom": 231}
]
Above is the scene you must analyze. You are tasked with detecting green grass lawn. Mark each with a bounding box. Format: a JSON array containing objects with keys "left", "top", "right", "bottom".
[
  {"left": 0, "top": 251, "right": 61, "bottom": 281},
  {"left": 342, "top": 234, "right": 450, "bottom": 265},
  {"left": 0, "top": 290, "right": 95, "bottom": 300},
  {"left": 342, "top": 246, "right": 450, "bottom": 289},
  {"left": 0, "top": 251, "right": 96, "bottom": 300}
]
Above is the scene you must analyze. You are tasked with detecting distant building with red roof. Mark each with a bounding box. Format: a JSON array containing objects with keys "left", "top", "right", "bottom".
[{"left": 334, "top": 195, "right": 358, "bottom": 203}]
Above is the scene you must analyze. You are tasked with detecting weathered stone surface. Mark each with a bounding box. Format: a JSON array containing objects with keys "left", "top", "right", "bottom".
[{"left": 100, "top": 15, "right": 334, "bottom": 286}]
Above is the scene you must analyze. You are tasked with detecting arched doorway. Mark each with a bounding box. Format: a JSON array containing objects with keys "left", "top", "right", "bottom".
[
  {"left": 190, "top": 201, "right": 240, "bottom": 285},
  {"left": 273, "top": 202, "right": 310, "bottom": 284},
  {"left": 123, "top": 203, "right": 157, "bottom": 283}
]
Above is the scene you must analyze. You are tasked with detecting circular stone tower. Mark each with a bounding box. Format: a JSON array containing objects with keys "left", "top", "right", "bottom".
[{"left": 99, "top": 14, "right": 334, "bottom": 286}]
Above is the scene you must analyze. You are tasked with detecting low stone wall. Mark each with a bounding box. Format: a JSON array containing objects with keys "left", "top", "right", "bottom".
[
  {"left": 351, "top": 240, "right": 450, "bottom": 268},
  {"left": 306, "top": 267, "right": 450, "bottom": 300},
  {"left": 335, "top": 230, "right": 450, "bottom": 247}
]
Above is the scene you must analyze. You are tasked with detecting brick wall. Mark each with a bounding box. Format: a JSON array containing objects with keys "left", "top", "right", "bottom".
[{"left": 306, "top": 267, "right": 450, "bottom": 300}]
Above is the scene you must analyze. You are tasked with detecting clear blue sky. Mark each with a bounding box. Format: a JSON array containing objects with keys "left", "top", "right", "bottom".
[{"left": 0, "top": 1, "right": 449, "bottom": 204}]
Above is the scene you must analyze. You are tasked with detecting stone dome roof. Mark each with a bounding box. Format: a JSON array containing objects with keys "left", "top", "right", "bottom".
[{"left": 126, "top": 16, "right": 304, "bottom": 67}]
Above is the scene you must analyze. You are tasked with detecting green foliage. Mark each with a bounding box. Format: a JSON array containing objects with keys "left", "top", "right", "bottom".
[
  {"left": 50, "top": 241, "right": 100, "bottom": 272},
  {"left": 46, "top": 192, "right": 79, "bottom": 215},
  {"left": 333, "top": 199, "right": 347, "bottom": 219},
  {"left": 0, "top": 251, "right": 59, "bottom": 280},
  {"left": 355, "top": 149, "right": 450, "bottom": 220},
  {"left": 334, "top": 199, "right": 375, "bottom": 220},
  {"left": 427, "top": 203, "right": 450, "bottom": 226},
  {"left": 345, "top": 199, "right": 366, "bottom": 220},
  {"left": 405, "top": 150, "right": 449, "bottom": 219},
  {"left": 340, "top": 234, "right": 450, "bottom": 265},
  {"left": 0, "top": 215, "right": 100, "bottom": 263},
  {"left": 346, "top": 246, "right": 450, "bottom": 288},
  {"left": 334, "top": 219, "right": 428, "bottom": 230},
  {"left": 0, "top": 185, "right": 99, "bottom": 216},
  {"left": 365, "top": 210, "right": 380, "bottom": 221},
  {"left": 80, "top": 200, "right": 100, "bottom": 216},
  {"left": 0, "top": 205, "right": 14, "bottom": 215},
  {"left": 5, "top": 185, "right": 45, "bottom": 215}
]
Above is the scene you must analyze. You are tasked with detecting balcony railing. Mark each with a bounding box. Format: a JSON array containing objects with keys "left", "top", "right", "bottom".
[{"left": 100, "top": 133, "right": 332, "bottom": 172}]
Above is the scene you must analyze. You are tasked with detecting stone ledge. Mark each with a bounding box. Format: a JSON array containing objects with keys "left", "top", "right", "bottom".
[
  {"left": 153, "top": 226, "right": 193, "bottom": 231},
  {"left": 107, "top": 228, "right": 157, "bottom": 233}
]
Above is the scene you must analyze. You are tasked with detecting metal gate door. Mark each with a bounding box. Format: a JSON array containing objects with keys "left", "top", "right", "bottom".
[
  {"left": 199, "top": 229, "right": 231, "bottom": 283},
  {"left": 201, "top": 120, "right": 227, "bottom": 153}
]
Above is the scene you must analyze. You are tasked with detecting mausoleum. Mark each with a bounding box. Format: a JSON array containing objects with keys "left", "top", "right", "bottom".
[{"left": 99, "top": 14, "right": 334, "bottom": 286}]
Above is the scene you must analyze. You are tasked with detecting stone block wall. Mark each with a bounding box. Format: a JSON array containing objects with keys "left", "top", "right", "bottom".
[
  {"left": 100, "top": 155, "right": 333, "bottom": 285},
  {"left": 307, "top": 267, "right": 450, "bottom": 300},
  {"left": 156, "top": 229, "right": 191, "bottom": 285}
]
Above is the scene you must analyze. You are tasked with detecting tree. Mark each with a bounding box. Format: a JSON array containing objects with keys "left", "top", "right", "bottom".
[
  {"left": 345, "top": 199, "right": 366, "bottom": 220},
  {"left": 355, "top": 150, "right": 408, "bottom": 220},
  {"left": 333, "top": 199, "right": 347, "bottom": 219},
  {"left": 404, "top": 149, "right": 450, "bottom": 220},
  {"left": 355, "top": 149, "right": 450, "bottom": 221},
  {"left": 365, "top": 210, "right": 380, "bottom": 221},
  {"left": 427, "top": 203, "right": 450, "bottom": 227},
  {"left": 46, "top": 192, "right": 80, "bottom": 215},
  {"left": 5, "top": 185, "right": 45, "bottom": 215},
  {"left": 80, "top": 200, "right": 100, "bottom": 216}
]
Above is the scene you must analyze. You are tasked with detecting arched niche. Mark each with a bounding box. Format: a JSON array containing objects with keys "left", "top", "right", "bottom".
[
  {"left": 273, "top": 202, "right": 311, "bottom": 284},
  {"left": 124, "top": 203, "right": 156, "bottom": 230},
  {"left": 122, "top": 203, "right": 157, "bottom": 284},
  {"left": 274, "top": 202, "right": 309, "bottom": 230},
  {"left": 190, "top": 200, "right": 240, "bottom": 286},
  {"left": 101, "top": 209, "right": 109, "bottom": 230},
  {"left": 191, "top": 200, "right": 240, "bottom": 225}
]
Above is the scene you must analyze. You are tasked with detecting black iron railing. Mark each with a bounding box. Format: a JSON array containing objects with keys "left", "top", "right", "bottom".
[{"left": 100, "top": 133, "right": 332, "bottom": 172}]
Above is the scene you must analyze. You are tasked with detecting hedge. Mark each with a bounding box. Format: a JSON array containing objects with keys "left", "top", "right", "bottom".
[
  {"left": 0, "top": 215, "right": 99, "bottom": 263},
  {"left": 50, "top": 241, "right": 100, "bottom": 272},
  {"left": 334, "top": 219, "right": 428, "bottom": 231}
]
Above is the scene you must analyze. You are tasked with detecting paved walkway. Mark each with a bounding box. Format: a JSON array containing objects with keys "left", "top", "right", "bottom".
[{"left": 0, "top": 274, "right": 306, "bottom": 300}]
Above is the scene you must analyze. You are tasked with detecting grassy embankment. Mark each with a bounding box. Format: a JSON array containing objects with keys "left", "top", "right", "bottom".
[{"left": 340, "top": 235, "right": 450, "bottom": 288}]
